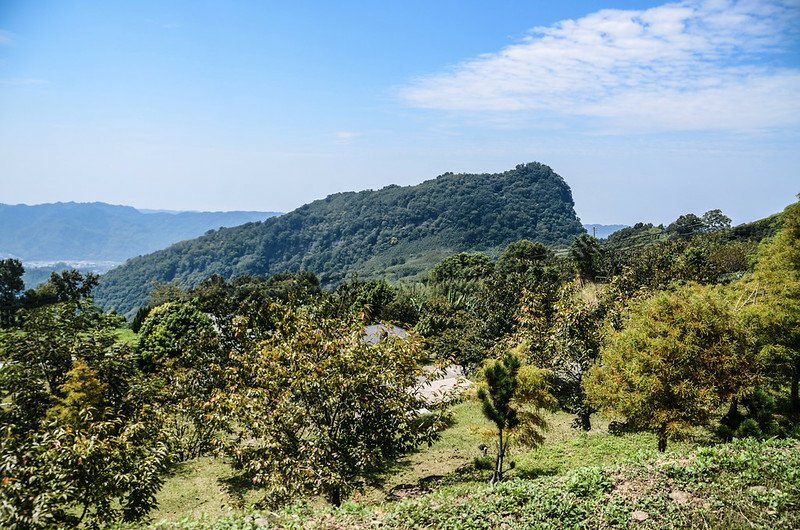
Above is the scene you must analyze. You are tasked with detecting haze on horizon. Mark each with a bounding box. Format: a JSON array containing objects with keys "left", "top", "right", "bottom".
[{"left": 0, "top": 0, "right": 798, "bottom": 226}]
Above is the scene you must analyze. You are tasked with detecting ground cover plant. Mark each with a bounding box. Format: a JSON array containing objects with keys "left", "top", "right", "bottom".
[{"left": 115, "top": 438, "right": 800, "bottom": 530}]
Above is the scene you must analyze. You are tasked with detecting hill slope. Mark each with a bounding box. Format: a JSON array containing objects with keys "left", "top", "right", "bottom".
[
  {"left": 96, "top": 163, "right": 586, "bottom": 315},
  {"left": 0, "top": 202, "right": 279, "bottom": 262}
]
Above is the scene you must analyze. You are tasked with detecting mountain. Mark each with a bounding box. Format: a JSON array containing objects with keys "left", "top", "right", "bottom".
[
  {"left": 96, "top": 163, "right": 586, "bottom": 316},
  {"left": 0, "top": 202, "right": 280, "bottom": 262},
  {"left": 583, "top": 224, "right": 627, "bottom": 239}
]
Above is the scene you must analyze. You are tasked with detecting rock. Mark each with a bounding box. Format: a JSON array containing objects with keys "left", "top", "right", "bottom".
[{"left": 631, "top": 510, "right": 649, "bottom": 522}]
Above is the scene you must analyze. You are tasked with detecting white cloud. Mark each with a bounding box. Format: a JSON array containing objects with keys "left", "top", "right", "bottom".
[
  {"left": 0, "top": 30, "right": 12, "bottom": 45},
  {"left": 333, "top": 131, "right": 362, "bottom": 144},
  {"left": 400, "top": 0, "right": 800, "bottom": 132}
]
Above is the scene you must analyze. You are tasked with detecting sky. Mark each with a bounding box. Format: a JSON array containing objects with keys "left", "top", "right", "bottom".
[{"left": 0, "top": 0, "right": 798, "bottom": 225}]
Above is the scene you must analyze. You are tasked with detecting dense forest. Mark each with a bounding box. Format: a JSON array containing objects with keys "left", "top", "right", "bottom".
[
  {"left": 95, "top": 163, "right": 585, "bottom": 317},
  {"left": 1, "top": 190, "right": 797, "bottom": 528},
  {"left": 0, "top": 202, "right": 278, "bottom": 262}
]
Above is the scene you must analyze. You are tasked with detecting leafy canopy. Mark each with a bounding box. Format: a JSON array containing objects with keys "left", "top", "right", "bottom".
[{"left": 586, "top": 283, "right": 757, "bottom": 451}]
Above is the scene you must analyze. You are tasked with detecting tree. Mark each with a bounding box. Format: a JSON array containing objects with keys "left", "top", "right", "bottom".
[
  {"left": 586, "top": 284, "right": 756, "bottom": 452},
  {"left": 429, "top": 252, "right": 494, "bottom": 285},
  {"left": 19, "top": 269, "right": 99, "bottom": 309},
  {"left": 137, "top": 301, "right": 224, "bottom": 460},
  {"left": 667, "top": 213, "right": 704, "bottom": 238},
  {"left": 495, "top": 240, "right": 549, "bottom": 276},
  {"left": 0, "top": 298, "right": 170, "bottom": 527},
  {"left": 701, "top": 209, "right": 732, "bottom": 233},
  {"left": 0, "top": 259, "right": 24, "bottom": 327},
  {"left": 214, "top": 303, "right": 430, "bottom": 506},
  {"left": 477, "top": 239, "right": 561, "bottom": 347},
  {"left": 48, "top": 270, "right": 99, "bottom": 302},
  {"left": 543, "top": 284, "right": 607, "bottom": 430},
  {"left": 478, "top": 352, "right": 554, "bottom": 483},
  {"left": 570, "top": 234, "right": 603, "bottom": 282},
  {"left": 738, "top": 199, "right": 800, "bottom": 411}
]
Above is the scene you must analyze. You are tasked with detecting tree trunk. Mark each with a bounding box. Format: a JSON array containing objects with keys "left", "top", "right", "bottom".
[
  {"left": 727, "top": 397, "right": 739, "bottom": 418},
  {"left": 657, "top": 425, "right": 668, "bottom": 453},
  {"left": 579, "top": 410, "right": 592, "bottom": 431},
  {"left": 328, "top": 486, "right": 342, "bottom": 507},
  {"left": 791, "top": 361, "right": 800, "bottom": 413},
  {"left": 492, "top": 430, "right": 504, "bottom": 483}
]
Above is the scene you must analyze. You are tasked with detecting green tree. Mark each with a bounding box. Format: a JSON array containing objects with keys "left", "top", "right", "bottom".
[
  {"left": 137, "top": 301, "right": 224, "bottom": 460},
  {"left": 586, "top": 284, "right": 757, "bottom": 451},
  {"left": 0, "top": 299, "right": 169, "bottom": 528},
  {"left": 20, "top": 269, "right": 99, "bottom": 309},
  {"left": 214, "top": 303, "right": 430, "bottom": 506},
  {"left": 478, "top": 352, "right": 554, "bottom": 483},
  {"left": 738, "top": 199, "right": 800, "bottom": 411},
  {"left": 477, "top": 239, "right": 561, "bottom": 348},
  {"left": 701, "top": 209, "right": 732, "bottom": 232},
  {"left": 430, "top": 252, "right": 494, "bottom": 285},
  {"left": 0, "top": 259, "right": 24, "bottom": 327},
  {"left": 543, "top": 284, "right": 607, "bottom": 430},
  {"left": 667, "top": 213, "right": 704, "bottom": 238},
  {"left": 570, "top": 234, "right": 603, "bottom": 282}
]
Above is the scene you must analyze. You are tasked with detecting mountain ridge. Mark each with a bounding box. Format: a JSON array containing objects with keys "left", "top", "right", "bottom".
[{"left": 96, "top": 162, "right": 586, "bottom": 316}]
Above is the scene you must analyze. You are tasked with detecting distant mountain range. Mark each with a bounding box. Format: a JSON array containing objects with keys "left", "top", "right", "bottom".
[
  {"left": 97, "top": 162, "right": 587, "bottom": 316},
  {"left": 0, "top": 202, "right": 280, "bottom": 263},
  {"left": 583, "top": 224, "right": 628, "bottom": 239}
]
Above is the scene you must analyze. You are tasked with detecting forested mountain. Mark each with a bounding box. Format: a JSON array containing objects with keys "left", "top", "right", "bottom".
[
  {"left": 0, "top": 202, "right": 279, "bottom": 262},
  {"left": 96, "top": 163, "right": 585, "bottom": 315}
]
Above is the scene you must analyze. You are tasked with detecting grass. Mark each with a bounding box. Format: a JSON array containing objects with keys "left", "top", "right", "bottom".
[
  {"left": 113, "top": 326, "right": 139, "bottom": 346},
  {"left": 130, "top": 394, "right": 795, "bottom": 529},
  {"left": 123, "top": 438, "right": 800, "bottom": 529},
  {"left": 146, "top": 401, "right": 707, "bottom": 522}
]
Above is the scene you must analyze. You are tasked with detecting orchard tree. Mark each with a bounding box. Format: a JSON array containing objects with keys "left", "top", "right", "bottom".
[
  {"left": 738, "top": 199, "right": 800, "bottom": 411},
  {"left": 545, "top": 284, "right": 607, "bottom": 430},
  {"left": 667, "top": 213, "right": 704, "bottom": 238},
  {"left": 570, "top": 234, "right": 603, "bottom": 282},
  {"left": 478, "top": 239, "right": 560, "bottom": 344},
  {"left": 586, "top": 284, "right": 756, "bottom": 451},
  {"left": 214, "top": 303, "right": 430, "bottom": 506},
  {"left": 478, "top": 352, "right": 555, "bottom": 483},
  {"left": 137, "top": 301, "right": 224, "bottom": 460},
  {"left": 0, "top": 299, "right": 169, "bottom": 528}
]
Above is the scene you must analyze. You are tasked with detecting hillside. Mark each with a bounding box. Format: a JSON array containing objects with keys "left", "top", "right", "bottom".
[
  {"left": 0, "top": 202, "right": 279, "bottom": 262},
  {"left": 96, "top": 162, "right": 585, "bottom": 315},
  {"left": 118, "top": 405, "right": 800, "bottom": 529}
]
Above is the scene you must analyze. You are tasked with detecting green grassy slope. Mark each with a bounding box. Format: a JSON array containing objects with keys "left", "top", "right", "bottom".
[
  {"left": 121, "top": 437, "right": 800, "bottom": 529},
  {"left": 109, "top": 402, "right": 800, "bottom": 530}
]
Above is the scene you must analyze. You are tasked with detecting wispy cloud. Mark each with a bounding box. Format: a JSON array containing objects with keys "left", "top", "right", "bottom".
[
  {"left": 0, "top": 30, "right": 12, "bottom": 45},
  {"left": 400, "top": 0, "right": 800, "bottom": 132},
  {"left": 333, "top": 131, "right": 362, "bottom": 144}
]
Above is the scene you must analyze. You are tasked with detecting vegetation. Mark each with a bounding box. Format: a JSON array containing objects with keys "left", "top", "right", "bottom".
[
  {"left": 1, "top": 183, "right": 798, "bottom": 528},
  {"left": 585, "top": 284, "right": 757, "bottom": 452},
  {"left": 477, "top": 353, "right": 555, "bottom": 482},
  {"left": 116, "top": 438, "right": 800, "bottom": 529},
  {"left": 212, "top": 304, "right": 432, "bottom": 507},
  {"left": 96, "top": 163, "right": 585, "bottom": 316}
]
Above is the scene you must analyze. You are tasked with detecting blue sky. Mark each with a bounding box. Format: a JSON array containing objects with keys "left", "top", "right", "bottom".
[{"left": 0, "top": 0, "right": 798, "bottom": 224}]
